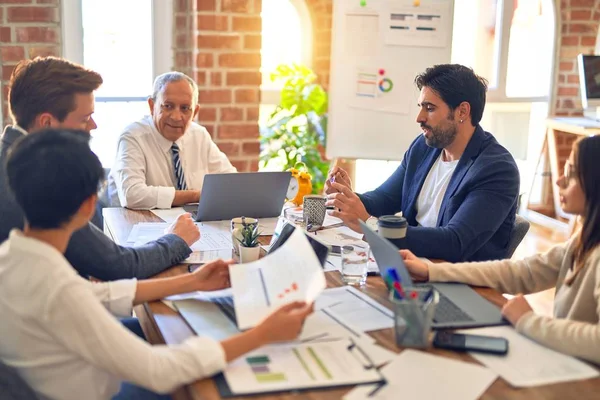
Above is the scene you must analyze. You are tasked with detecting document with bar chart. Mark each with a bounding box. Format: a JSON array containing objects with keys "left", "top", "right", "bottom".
[{"left": 223, "top": 340, "right": 383, "bottom": 395}]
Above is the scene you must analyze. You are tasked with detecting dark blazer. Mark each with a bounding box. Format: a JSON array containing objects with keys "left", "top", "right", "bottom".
[
  {"left": 0, "top": 126, "right": 191, "bottom": 280},
  {"left": 358, "top": 126, "right": 519, "bottom": 262}
]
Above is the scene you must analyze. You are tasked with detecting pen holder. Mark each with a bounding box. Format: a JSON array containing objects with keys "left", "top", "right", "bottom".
[{"left": 391, "top": 287, "right": 438, "bottom": 348}]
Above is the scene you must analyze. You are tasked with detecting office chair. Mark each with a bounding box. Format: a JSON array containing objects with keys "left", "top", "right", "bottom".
[
  {"left": 505, "top": 214, "right": 531, "bottom": 259},
  {"left": 0, "top": 359, "right": 38, "bottom": 399}
]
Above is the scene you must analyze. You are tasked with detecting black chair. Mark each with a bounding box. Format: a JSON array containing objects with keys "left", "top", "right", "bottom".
[
  {"left": 0, "top": 360, "right": 38, "bottom": 399},
  {"left": 506, "top": 214, "right": 531, "bottom": 258}
]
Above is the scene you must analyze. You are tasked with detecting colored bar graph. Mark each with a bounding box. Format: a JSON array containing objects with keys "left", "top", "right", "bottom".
[
  {"left": 246, "top": 355, "right": 287, "bottom": 383},
  {"left": 293, "top": 348, "right": 316, "bottom": 380},
  {"left": 307, "top": 347, "right": 333, "bottom": 379}
]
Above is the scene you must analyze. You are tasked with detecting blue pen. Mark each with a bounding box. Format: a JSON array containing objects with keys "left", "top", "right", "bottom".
[{"left": 385, "top": 268, "right": 404, "bottom": 299}]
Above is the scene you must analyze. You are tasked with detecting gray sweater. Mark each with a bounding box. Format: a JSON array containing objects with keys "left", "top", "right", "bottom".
[
  {"left": 430, "top": 237, "right": 600, "bottom": 364},
  {"left": 0, "top": 126, "right": 191, "bottom": 280}
]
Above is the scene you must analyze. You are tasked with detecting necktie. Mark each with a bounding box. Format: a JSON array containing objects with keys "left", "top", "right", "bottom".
[{"left": 171, "top": 143, "right": 187, "bottom": 190}]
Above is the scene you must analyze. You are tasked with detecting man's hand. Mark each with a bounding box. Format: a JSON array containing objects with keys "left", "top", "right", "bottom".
[
  {"left": 165, "top": 213, "right": 200, "bottom": 246},
  {"left": 501, "top": 294, "right": 533, "bottom": 326},
  {"left": 324, "top": 167, "right": 352, "bottom": 194},
  {"left": 325, "top": 182, "right": 369, "bottom": 232},
  {"left": 255, "top": 302, "right": 314, "bottom": 343},
  {"left": 192, "top": 259, "right": 234, "bottom": 291},
  {"left": 399, "top": 250, "right": 429, "bottom": 282}
]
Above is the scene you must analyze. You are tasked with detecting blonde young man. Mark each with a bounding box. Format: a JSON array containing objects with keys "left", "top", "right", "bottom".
[{"left": 108, "top": 72, "right": 236, "bottom": 210}]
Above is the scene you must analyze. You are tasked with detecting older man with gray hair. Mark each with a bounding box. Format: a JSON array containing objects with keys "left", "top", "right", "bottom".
[{"left": 108, "top": 72, "right": 236, "bottom": 209}]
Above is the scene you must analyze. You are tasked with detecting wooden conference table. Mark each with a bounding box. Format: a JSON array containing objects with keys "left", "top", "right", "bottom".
[{"left": 102, "top": 208, "right": 600, "bottom": 400}]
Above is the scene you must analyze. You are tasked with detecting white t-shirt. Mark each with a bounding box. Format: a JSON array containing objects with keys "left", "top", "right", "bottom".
[
  {"left": 0, "top": 230, "right": 226, "bottom": 400},
  {"left": 415, "top": 154, "right": 459, "bottom": 228},
  {"left": 108, "top": 115, "right": 237, "bottom": 209}
]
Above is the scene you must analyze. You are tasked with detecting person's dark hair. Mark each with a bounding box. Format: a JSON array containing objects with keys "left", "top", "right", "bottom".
[
  {"left": 567, "top": 135, "right": 600, "bottom": 284},
  {"left": 6, "top": 129, "right": 104, "bottom": 229},
  {"left": 8, "top": 57, "right": 103, "bottom": 130},
  {"left": 414, "top": 64, "right": 488, "bottom": 125}
]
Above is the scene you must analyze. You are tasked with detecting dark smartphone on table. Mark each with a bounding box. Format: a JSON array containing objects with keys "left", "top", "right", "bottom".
[
  {"left": 330, "top": 245, "right": 341, "bottom": 256},
  {"left": 433, "top": 331, "right": 508, "bottom": 355}
]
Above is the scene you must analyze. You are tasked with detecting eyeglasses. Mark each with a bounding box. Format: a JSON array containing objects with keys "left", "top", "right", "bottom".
[
  {"left": 559, "top": 161, "right": 578, "bottom": 188},
  {"left": 159, "top": 103, "right": 193, "bottom": 115}
]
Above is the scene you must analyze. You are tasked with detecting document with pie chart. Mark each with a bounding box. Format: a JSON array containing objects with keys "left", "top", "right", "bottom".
[{"left": 230, "top": 228, "right": 326, "bottom": 330}]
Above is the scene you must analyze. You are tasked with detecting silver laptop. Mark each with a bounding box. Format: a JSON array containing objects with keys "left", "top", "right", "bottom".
[
  {"left": 183, "top": 172, "right": 291, "bottom": 221},
  {"left": 360, "top": 220, "right": 508, "bottom": 329}
]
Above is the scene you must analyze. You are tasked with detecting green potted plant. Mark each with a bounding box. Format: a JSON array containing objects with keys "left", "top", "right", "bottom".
[
  {"left": 260, "top": 63, "right": 330, "bottom": 194},
  {"left": 237, "top": 219, "right": 261, "bottom": 263}
]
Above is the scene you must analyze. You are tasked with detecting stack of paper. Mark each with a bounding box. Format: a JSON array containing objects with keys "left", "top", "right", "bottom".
[
  {"left": 344, "top": 350, "right": 498, "bottom": 400},
  {"left": 459, "top": 326, "right": 600, "bottom": 387}
]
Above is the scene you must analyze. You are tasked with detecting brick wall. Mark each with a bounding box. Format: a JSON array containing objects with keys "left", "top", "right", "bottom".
[
  {"left": 173, "top": 0, "right": 262, "bottom": 172},
  {"left": 305, "top": 0, "right": 332, "bottom": 89},
  {"left": 0, "top": 0, "right": 62, "bottom": 128},
  {"left": 553, "top": 0, "right": 600, "bottom": 116}
]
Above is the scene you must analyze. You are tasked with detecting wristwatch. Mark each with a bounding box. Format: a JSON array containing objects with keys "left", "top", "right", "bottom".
[{"left": 365, "top": 216, "right": 378, "bottom": 231}]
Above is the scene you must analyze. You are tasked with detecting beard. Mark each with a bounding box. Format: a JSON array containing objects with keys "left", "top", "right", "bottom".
[{"left": 421, "top": 118, "right": 458, "bottom": 149}]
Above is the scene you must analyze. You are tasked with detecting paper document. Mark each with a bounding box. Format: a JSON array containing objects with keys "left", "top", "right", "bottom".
[
  {"left": 127, "top": 222, "right": 232, "bottom": 252},
  {"left": 299, "top": 309, "right": 373, "bottom": 344},
  {"left": 183, "top": 249, "right": 232, "bottom": 264},
  {"left": 344, "top": 350, "right": 498, "bottom": 400},
  {"left": 230, "top": 228, "right": 327, "bottom": 330},
  {"left": 150, "top": 207, "right": 187, "bottom": 223},
  {"left": 460, "top": 326, "right": 600, "bottom": 387},
  {"left": 315, "top": 286, "right": 393, "bottom": 333},
  {"left": 224, "top": 339, "right": 382, "bottom": 395}
]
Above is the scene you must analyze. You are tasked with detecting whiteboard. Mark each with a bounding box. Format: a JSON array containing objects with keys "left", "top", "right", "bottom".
[{"left": 326, "top": 0, "right": 455, "bottom": 161}]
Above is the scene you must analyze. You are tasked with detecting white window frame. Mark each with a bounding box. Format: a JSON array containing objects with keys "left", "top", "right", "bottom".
[
  {"left": 61, "top": 0, "right": 173, "bottom": 91},
  {"left": 260, "top": 0, "right": 313, "bottom": 105},
  {"left": 486, "top": 0, "right": 557, "bottom": 104}
]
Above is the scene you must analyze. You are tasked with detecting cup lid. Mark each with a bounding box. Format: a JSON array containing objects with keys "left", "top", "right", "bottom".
[{"left": 377, "top": 215, "right": 407, "bottom": 228}]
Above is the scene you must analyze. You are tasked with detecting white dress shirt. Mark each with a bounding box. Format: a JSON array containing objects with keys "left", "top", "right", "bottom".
[
  {"left": 415, "top": 154, "right": 459, "bottom": 228},
  {"left": 108, "top": 115, "right": 236, "bottom": 209},
  {"left": 0, "top": 230, "right": 226, "bottom": 400}
]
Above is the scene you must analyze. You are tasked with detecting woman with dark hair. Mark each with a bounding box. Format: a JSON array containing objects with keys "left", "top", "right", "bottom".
[{"left": 401, "top": 135, "right": 600, "bottom": 363}]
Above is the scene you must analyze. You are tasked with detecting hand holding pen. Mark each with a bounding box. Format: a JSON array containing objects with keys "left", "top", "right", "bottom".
[{"left": 324, "top": 166, "right": 352, "bottom": 194}]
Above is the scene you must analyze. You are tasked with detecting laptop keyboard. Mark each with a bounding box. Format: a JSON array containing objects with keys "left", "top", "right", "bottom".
[
  {"left": 433, "top": 295, "right": 474, "bottom": 323},
  {"left": 212, "top": 295, "right": 237, "bottom": 323}
]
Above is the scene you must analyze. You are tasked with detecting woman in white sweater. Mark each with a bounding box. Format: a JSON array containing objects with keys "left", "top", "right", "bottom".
[{"left": 401, "top": 135, "right": 600, "bottom": 364}]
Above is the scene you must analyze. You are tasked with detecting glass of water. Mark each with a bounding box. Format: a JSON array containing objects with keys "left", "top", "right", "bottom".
[{"left": 341, "top": 243, "right": 369, "bottom": 286}]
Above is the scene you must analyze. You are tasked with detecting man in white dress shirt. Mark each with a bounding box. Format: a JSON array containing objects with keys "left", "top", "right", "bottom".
[{"left": 108, "top": 72, "right": 236, "bottom": 210}]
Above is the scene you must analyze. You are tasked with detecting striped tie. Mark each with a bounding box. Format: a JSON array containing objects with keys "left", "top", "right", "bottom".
[{"left": 171, "top": 143, "right": 187, "bottom": 190}]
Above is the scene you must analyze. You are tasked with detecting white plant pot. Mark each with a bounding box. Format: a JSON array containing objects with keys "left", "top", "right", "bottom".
[{"left": 239, "top": 244, "right": 260, "bottom": 263}]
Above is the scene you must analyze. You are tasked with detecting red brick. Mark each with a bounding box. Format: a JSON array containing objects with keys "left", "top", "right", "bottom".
[
  {"left": 218, "top": 53, "right": 261, "bottom": 68},
  {"left": 27, "top": 46, "right": 59, "bottom": 58},
  {"left": 8, "top": 6, "right": 57, "bottom": 22},
  {"left": 37, "top": 0, "right": 59, "bottom": 4},
  {"left": 581, "top": 36, "right": 596, "bottom": 47},
  {"left": 216, "top": 141, "right": 240, "bottom": 157},
  {"left": 567, "top": 74, "right": 579, "bottom": 84},
  {"left": 0, "top": 28, "right": 11, "bottom": 43},
  {"left": 15, "top": 27, "right": 58, "bottom": 43},
  {"left": 219, "top": 123, "right": 259, "bottom": 139},
  {"left": 557, "top": 86, "right": 579, "bottom": 96},
  {"left": 1, "top": 46, "right": 25, "bottom": 62},
  {"left": 570, "top": 0, "right": 595, "bottom": 6},
  {"left": 247, "top": 159, "right": 259, "bottom": 172},
  {"left": 195, "top": 71, "right": 207, "bottom": 85},
  {"left": 569, "top": 23, "right": 595, "bottom": 34},
  {"left": 2, "top": 65, "right": 17, "bottom": 81},
  {"left": 175, "top": 0, "right": 189, "bottom": 12},
  {"left": 199, "top": 89, "right": 232, "bottom": 103},
  {"left": 232, "top": 16, "right": 261, "bottom": 32},
  {"left": 175, "top": 15, "right": 188, "bottom": 28},
  {"left": 242, "top": 141, "right": 260, "bottom": 154},
  {"left": 196, "top": 53, "right": 214, "bottom": 67},
  {"left": 198, "top": 15, "right": 229, "bottom": 31},
  {"left": 221, "top": 107, "right": 244, "bottom": 121},
  {"left": 221, "top": 0, "right": 253, "bottom": 13},
  {"left": 203, "top": 124, "right": 215, "bottom": 137},
  {"left": 197, "top": 35, "right": 241, "bottom": 49},
  {"left": 243, "top": 34, "right": 261, "bottom": 50},
  {"left": 197, "top": 0, "right": 216, "bottom": 11},
  {"left": 561, "top": 36, "right": 579, "bottom": 46},
  {"left": 0, "top": 0, "right": 32, "bottom": 3},
  {"left": 176, "top": 33, "right": 189, "bottom": 48},
  {"left": 246, "top": 106, "right": 259, "bottom": 121},
  {"left": 231, "top": 160, "right": 248, "bottom": 171},
  {"left": 175, "top": 51, "right": 192, "bottom": 68},
  {"left": 558, "top": 61, "right": 574, "bottom": 71},
  {"left": 570, "top": 10, "right": 592, "bottom": 20},
  {"left": 226, "top": 71, "right": 261, "bottom": 85},
  {"left": 235, "top": 88, "right": 260, "bottom": 103},
  {"left": 211, "top": 72, "right": 222, "bottom": 86},
  {"left": 198, "top": 107, "right": 217, "bottom": 122}
]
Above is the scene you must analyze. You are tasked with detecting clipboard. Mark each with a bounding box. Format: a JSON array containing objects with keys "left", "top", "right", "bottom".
[{"left": 213, "top": 338, "right": 386, "bottom": 397}]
